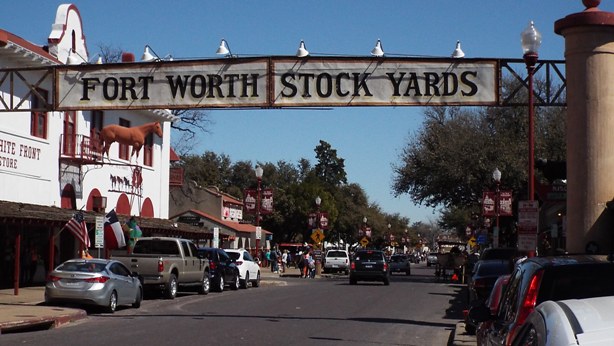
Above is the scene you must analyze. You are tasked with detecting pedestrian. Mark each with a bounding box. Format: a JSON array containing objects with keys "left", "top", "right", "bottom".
[
  {"left": 297, "top": 251, "right": 305, "bottom": 277},
  {"left": 270, "top": 247, "right": 278, "bottom": 273},
  {"left": 127, "top": 217, "right": 142, "bottom": 254},
  {"left": 308, "top": 254, "right": 316, "bottom": 278},
  {"left": 302, "top": 250, "right": 311, "bottom": 278},
  {"left": 281, "top": 250, "right": 288, "bottom": 273}
]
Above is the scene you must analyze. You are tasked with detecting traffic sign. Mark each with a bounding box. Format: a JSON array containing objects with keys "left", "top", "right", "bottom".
[
  {"left": 311, "top": 228, "right": 325, "bottom": 243},
  {"left": 360, "top": 236, "right": 369, "bottom": 247}
]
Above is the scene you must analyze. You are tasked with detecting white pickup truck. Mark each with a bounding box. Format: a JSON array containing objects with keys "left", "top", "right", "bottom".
[
  {"left": 113, "top": 237, "right": 210, "bottom": 299},
  {"left": 322, "top": 249, "right": 350, "bottom": 274}
]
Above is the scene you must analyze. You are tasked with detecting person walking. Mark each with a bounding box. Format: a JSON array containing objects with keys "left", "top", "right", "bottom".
[
  {"left": 269, "top": 247, "right": 278, "bottom": 273},
  {"left": 302, "top": 250, "right": 311, "bottom": 278},
  {"left": 281, "top": 250, "right": 288, "bottom": 273}
]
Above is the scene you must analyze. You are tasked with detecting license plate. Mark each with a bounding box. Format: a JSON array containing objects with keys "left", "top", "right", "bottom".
[
  {"left": 365, "top": 265, "right": 373, "bottom": 268},
  {"left": 332, "top": 265, "right": 338, "bottom": 268},
  {"left": 64, "top": 280, "right": 81, "bottom": 287}
]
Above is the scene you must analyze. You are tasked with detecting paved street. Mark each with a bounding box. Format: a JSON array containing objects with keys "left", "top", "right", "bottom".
[{"left": 0, "top": 263, "right": 472, "bottom": 345}]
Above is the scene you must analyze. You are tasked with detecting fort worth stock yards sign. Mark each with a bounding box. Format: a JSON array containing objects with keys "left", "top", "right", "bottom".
[{"left": 55, "top": 57, "right": 497, "bottom": 110}]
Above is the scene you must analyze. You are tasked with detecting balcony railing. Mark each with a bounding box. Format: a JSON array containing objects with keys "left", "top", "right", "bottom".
[{"left": 59, "top": 134, "right": 103, "bottom": 164}]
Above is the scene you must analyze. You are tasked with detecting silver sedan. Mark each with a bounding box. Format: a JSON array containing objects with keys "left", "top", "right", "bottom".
[{"left": 45, "top": 258, "right": 142, "bottom": 313}]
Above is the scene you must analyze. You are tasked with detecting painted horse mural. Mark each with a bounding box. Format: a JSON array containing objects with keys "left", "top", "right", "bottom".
[{"left": 100, "top": 121, "right": 163, "bottom": 159}]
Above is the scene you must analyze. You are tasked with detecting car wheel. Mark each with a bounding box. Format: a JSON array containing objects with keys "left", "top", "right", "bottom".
[
  {"left": 350, "top": 276, "right": 357, "bottom": 285},
  {"left": 383, "top": 277, "right": 390, "bottom": 286},
  {"left": 253, "top": 271, "right": 260, "bottom": 287},
  {"left": 406, "top": 270, "right": 411, "bottom": 276},
  {"left": 165, "top": 274, "right": 178, "bottom": 299},
  {"left": 106, "top": 290, "right": 118, "bottom": 313},
  {"left": 198, "top": 273, "right": 210, "bottom": 295},
  {"left": 465, "top": 322, "right": 476, "bottom": 335},
  {"left": 344, "top": 270, "right": 349, "bottom": 275},
  {"left": 132, "top": 288, "right": 142, "bottom": 308},
  {"left": 241, "top": 272, "right": 249, "bottom": 289},
  {"left": 231, "top": 272, "right": 240, "bottom": 290},
  {"left": 216, "top": 275, "right": 225, "bottom": 292}
]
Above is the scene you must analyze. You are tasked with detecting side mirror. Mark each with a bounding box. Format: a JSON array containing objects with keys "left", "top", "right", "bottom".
[{"left": 468, "top": 303, "right": 494, "bottom": 324}]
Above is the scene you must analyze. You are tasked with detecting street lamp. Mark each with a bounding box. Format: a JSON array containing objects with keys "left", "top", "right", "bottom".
[
  {"left": 255, "top": 165, "right": 264, "bottom": 254},
  {"left": 493, "top": 168, "right": 502, "bottom": 228},
  {"left": 387, "top": 223, "right": 391, "bottom": 248},
  {"left": 315, "top": 196, "right": 322, "bottom": 275},
  {"left": 521, "top": 21, "right": 541, "bottom": 201}
]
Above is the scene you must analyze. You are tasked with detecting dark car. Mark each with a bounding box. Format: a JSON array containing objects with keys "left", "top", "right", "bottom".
[
  {"left": 470, "top": 254, "right": 614, "bottom": 346},
  {"left": 197, "top": 247, "right": 240, "bottom": 292},
  {"left": 479, "top": 247, "right": 524, "bottom": 261},
  {"left": 389, "top": 254, "right": 411, "bottom": 276},
  {"left": 468, "top": 259, "right": 513, "bottom": 304},
  {"left": 349, "top": 249, "right": 390, "bottom": 285}
]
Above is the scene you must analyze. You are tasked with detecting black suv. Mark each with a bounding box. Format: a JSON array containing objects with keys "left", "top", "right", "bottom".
[
  {"left": 197, "top": 247, "right": 240, "bottom": 292},
  {"left": 349, "top": 249, "right": 390, "bottom": 285},
  {"left": 470, "top": 254, "right": 614, "bottom": 346}
]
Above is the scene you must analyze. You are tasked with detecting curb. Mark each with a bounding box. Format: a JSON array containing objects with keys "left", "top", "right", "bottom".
[{"left": 0, "top": 307, "right": 87, "bottom": 335}]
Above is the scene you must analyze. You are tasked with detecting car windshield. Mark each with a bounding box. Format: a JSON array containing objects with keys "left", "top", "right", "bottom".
[
  {"left": 391, "top": 256, "right": 406, "bottom": 262},
  {"left": 57, "top": 261, "right": 106, "bottom": 273},
  {"left": 133, "top": 240, "right": 180, "bottom": 255},
  {"left": 540, "top": 264, "right": 614, "bottom": 302},
  {"left": 354, "top": 251, "right": 383, "bottom": 261},
  {"left": 327, "top": 251, "right": 346, "bottom": 257},
  {"left": 476, "top": 262, "right": 511, "bottom": 276}
]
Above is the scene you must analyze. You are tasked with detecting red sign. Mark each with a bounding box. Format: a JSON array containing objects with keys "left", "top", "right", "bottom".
[
  {"left": 482, "top": 190, "right": 513, "bottom": 216},
  {"left": 243, "top": 188, "right": 274, "bottom": 214}
]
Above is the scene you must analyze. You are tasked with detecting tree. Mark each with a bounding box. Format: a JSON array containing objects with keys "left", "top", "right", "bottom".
[
  {"left": 392, "top": 76, "right": 566, "bottom": 237},
  {"left": 314, "top": 140, "right": 347, "bottom": 187}
]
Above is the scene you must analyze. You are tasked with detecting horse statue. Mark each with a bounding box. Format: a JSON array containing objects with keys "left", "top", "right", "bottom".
[{"left": 99, "top": 121, "right": 163, "bottom": 159}]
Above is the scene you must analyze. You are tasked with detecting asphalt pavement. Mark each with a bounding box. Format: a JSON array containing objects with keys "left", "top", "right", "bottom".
[{"left": 0, "top": 266, "right": 476, "bottom": 345}]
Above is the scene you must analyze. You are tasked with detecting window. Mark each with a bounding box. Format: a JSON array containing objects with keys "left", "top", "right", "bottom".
[
  {"left": 181, "top": 242, "right": 191, "bottom": 258},
  {"left": 143, "top": 132, "right": 153, "bottom": 166},
  {"left": 90, "top": 110, "right": 104, "bottom": 154},
  {"left": 30, "top": 88, "right": 48, "bottom": 139},
  {"left": 118, "top": 118, "right": 130, "bottom": 160},
  {"left": 63, "top": 111, "right": 77, "bottom": 156}
]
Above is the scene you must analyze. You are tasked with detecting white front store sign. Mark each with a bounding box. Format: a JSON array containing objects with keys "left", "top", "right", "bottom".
[{"left": 55, "top": 58, "right": 498, "bottom": 110}]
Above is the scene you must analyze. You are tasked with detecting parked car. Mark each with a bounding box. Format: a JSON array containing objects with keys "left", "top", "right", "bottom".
[
  {"left": 45, "top": 258, "right": 142, "bottom": 313},
  {"left": 427, "top": 253, "right": 438, "bottom": 267},
  {"left": 112, "top": 237, "right": 210, "bottom": 299},
  {"left": 197, "top": 247, "right": 240, "bottom": 292},
  {"left": 224, "top": 248, "right": 261, "bottom": 289},
  {"left": 471, "top": 274, "right": 510, "bottom": 338},
  {"left": 479, "top": 247, "right": 523, "bottom": 261},
  {"left": 470, "top": 254, "right": 614, "bottom": 346},
  {"left": 468, "top": 259, "right": 513, "bottom": 304},
  {"left": 349, "top": 249, "right": 390, "bottom": 285},
  {"left": 323, "top": 249, "right": 350, "bottom": 274},
  {"left": 513, "top": 296, "right": 614, "bottom": 345},
  {"left": 389, "top": 254, "right": 411, "bottom": 275}
]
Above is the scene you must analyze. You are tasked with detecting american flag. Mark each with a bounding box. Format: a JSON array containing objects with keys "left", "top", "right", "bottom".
[{"left": 65, "top": 211, "right": 91, "bottom": 248}]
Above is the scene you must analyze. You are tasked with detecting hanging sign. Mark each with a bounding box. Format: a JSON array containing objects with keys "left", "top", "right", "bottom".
[{"left": 55, "top": 57, "right": 498, "bottom": 110}]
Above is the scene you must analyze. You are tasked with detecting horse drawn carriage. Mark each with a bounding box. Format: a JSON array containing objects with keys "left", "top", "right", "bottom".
[{"left": 434, "top": 241, "right": 467, "bottom": 282}]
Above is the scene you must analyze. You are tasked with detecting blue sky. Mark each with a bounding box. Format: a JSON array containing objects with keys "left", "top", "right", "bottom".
[{"left": 2, "top": 1, "right": 608, "bottom": 224}]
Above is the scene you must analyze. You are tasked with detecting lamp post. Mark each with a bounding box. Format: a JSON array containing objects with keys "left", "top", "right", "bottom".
[
  {"left": 521, "top": 21, "right": 541, "bottom": 201},
  {"left": 493, "top": 168, "right": 502, "bottom": 229},
  {"left": 255, "top": 166, "right": 263, "bottom": 256},
  {"left": 315, "top": 196, "right": 322, "bottom": 275},
  {"left": 387, "top": 223, "right": 392, "bottom": 249}
]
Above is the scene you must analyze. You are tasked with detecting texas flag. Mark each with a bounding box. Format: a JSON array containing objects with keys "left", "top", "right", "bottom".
[{"left": 104, "top": 209, "right": 126, "bottom": 249}]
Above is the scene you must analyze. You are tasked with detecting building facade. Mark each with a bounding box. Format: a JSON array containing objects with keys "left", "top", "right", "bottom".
[{"left": 0, "top": 4, "right": 205, "bottom": 291}]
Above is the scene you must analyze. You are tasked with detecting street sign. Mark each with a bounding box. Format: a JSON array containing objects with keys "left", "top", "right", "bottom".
[
  {"left": 518, "top": 200, "right": 539, "bottom": 234},
  {"left": 360, "top": 237, "right": 369, "bottom": 247},
  {"left": 311, "top": 228, "right": 325, "bottom": 243},
  {"left": 95, "top": 216, "right": 104, "bottom": 249},
  {"left": 255, "top": 226, "right": 262, "bottom": 240}
]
